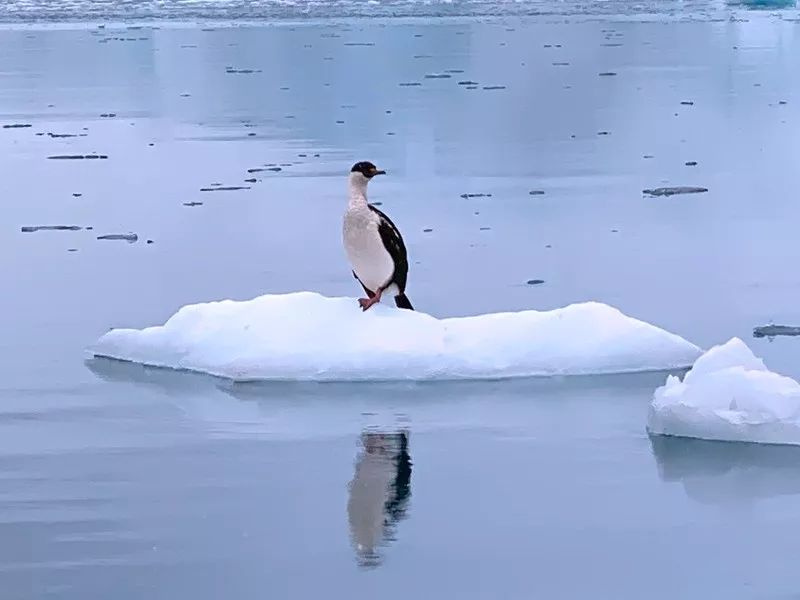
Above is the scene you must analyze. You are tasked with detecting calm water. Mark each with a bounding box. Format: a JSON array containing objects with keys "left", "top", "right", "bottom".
[{"left": 4, "top": 5, "right": 800, "bottom": 598}]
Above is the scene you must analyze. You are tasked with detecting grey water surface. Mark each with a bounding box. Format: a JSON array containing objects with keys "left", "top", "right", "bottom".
[{"left": 4, "top": 3, "right": 800, "bottom": 598}]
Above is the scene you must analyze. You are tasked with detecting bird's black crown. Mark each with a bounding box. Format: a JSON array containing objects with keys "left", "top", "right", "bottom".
[{"left": 351, "top": 161, "right": 382, "bottom": 178}]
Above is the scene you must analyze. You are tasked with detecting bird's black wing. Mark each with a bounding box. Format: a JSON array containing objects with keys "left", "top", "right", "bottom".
[{"left": 368, "top": 204, "right": 409, "bottom": 292}]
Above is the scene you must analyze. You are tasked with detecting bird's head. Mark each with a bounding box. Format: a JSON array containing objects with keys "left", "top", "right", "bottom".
[{"left": 350, "top": 161, "right": 386, "bottom": 185}]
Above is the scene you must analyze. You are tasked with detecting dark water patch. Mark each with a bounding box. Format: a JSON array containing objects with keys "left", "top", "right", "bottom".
[
  {"left": 48, "top": 154, "right": 108, "bottom": 159},
  {"left": 244, "top": 178, "right": 257, "bottom": 183},
  {"left": 344, "top": 42, "right": 375, "bottom": 46},
  {"left": 425, "top": 73, "right": 451, "bottom": 79},
  {"left": 200, "top": 186, "right": 251, "bottom": 192},
  {"left": 460, "top": 193, "right": 492, "bottom": 199},
  {"left": 247, "top": 167, "right": 281, "bottom": 173},
  {"left": 72, "top": 193, "right": 82, "bottom": 197},
  {"left": 3, "top": 123, "right": 31, "bottom": 129},
  {"left": 643, "top": 186, "right": 708, "bottom": 197},
  {"left": 423, "top": 228, "right": 433, "bottom": 233},
  {"left": 47, "top": 132, "right": 83, "bottom": 138},
  {"left": 599, "top": 72, "right": 617, "bottom": 76},
  {"left": 399, "top": 82, "right": 422, "bottom": 87},
  {"left": 180, "top": 44, "right": 197, "bottom": 48},
  {"left": 482, "top": 85, "right": 506, "bottom": 90},
  {"left": 601, "top": 43, "right": 623, "bottom": 47},
  {"left": 445, "top": 69, "right": 464, "bottom": 74},
  {"left": 180, "top": 93, "right": 191, "bottom": 97},
  {"left": 458, "top": 80, "right": 479, "bottom": 85},
  {"left": 526, "top": 279, "right": 545, "bottom": 285},
  {"left": 183, "top": 202, "right": 203, "bottom": 207},
  {"left": 99, "top": 113, "right": 116, "bottom": 117},
  {"left": 597, "top": 131, "right": 610, "bottom": 135},
  {"left": 681, "top": 101, "right": 694, "bottom": 105},
  {"left": 97, "top": 233, "right": 138, "bottom": 242},
  {"left": 372, "top": 202, "right": 383, "bottom": 206},
  {"left": 685, "top": 161, "right": 698, "bottom": 166},
  {"left": 552, "top": 62, "right": 570, "bottom": 66},
  {"left": 226, "top": 68, "right": 261, "bottom": 74},
  {"left": 479, "top": 227, "right": 491, "bottom": 231},
  {"left": 754, "top": 325, "right": 800, "bottom": 339},
  {"left": 336, "top": 120, "right": 345, "bottom": 124},
  {"left": 413, "top": 55, "right": 432, "bottom": 59},
  {"left": 643, "top": 154, "right": 654, "bottom": 159},
  {"left": 529, "top": 190, "right": 545, "bottom": 195},
  {"left": 21, "top": 225, "right": 83, "bottom": 233},
  {"left": 779, "top": 100, "right": 788, "bottom": 105}
]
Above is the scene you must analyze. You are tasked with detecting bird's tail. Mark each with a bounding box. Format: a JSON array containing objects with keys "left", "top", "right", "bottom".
[{"left": 395, "top": 293, "right": 414, "bottom": 310}]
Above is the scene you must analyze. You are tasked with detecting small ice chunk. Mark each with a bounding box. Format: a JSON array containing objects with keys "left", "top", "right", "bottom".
[
  {"left": 648, "top": 338, "right": 800, "bottom": 445},
  {"left": 90, "top": 292, "right": 700, "bottom": 382}
]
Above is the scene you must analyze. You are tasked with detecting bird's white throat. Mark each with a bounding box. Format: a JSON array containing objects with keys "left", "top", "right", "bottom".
[{"left": 347, "top": 172, "right": 370, "bottom": 210}]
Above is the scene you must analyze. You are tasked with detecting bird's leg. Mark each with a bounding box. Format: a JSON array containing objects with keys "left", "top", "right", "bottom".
[{"left": 359, "top": 287, "right": 382, "bottom": 311}]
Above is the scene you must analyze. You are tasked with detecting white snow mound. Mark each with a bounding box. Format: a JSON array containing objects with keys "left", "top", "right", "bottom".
[
  {"left": 90, "top": 292, "right": 700, "bottom": 382},
  {"left": 648, "top": 337, "right": 800, "bottom": 445}
]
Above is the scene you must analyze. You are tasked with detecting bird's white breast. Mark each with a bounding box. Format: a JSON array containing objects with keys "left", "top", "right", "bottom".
[{"left": 343, "top": 207, "right": 395, "bottom": 293}]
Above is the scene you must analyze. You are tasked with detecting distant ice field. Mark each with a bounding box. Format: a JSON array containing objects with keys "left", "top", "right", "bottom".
[{"left": 0, "top": 0, "right": 792, "bottom": 24}]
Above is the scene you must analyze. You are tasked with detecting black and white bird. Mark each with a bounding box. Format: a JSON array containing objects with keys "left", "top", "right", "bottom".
[{"left": 343, "top": 161, "right": 414, "bottom": 311}]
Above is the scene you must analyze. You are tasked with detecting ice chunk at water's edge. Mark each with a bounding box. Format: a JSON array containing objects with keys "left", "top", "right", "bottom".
[{"left": 648, "top": 337, "right": 800, "bottom": 446}]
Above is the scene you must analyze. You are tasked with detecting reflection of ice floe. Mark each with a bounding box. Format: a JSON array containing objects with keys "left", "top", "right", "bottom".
[
  {"left": 648, "top": 338, "right": 800, "bottom": 445},
  {"left": 90, "top": 291, "right": 700, "bottom": 382},
  {"left": 649, "top": 434, "right": 800, "bottom": 505},
  {"left": 347, "top": 430, "right": 412, "bottom": 568},
  {"left": 87, "top": 356, "right": 675, "bottom": 441}
]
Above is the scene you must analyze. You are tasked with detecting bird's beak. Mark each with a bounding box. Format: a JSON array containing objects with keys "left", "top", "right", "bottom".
[{"left": 372, "top": 169, "right": 386, "bottom": 176}]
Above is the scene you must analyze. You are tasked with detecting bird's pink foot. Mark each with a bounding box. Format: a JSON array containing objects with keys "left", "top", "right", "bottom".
[{"left": 358, "top": 290, "right": 382, "bottom": 311}]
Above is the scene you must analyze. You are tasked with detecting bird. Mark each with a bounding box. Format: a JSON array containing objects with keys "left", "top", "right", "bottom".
[{"left": 343, "top": 161, "right": 414, "bottom": 312}]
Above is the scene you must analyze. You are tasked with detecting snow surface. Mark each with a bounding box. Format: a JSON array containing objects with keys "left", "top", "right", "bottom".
[
  {"left": 90, "top": 291, "right": 700, "bottom": 382},
  {"left": 648, "top": 337, "right": 800, "bottom": 445}
]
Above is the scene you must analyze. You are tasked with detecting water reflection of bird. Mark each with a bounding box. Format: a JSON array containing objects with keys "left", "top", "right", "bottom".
[{"left": 347, "top": 430, "right": 412, "bottom": 567}]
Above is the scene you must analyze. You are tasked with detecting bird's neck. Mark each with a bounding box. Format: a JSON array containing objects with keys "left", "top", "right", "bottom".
[{"left": 348, "top": 175, "right": 369, "bottom": 210}]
